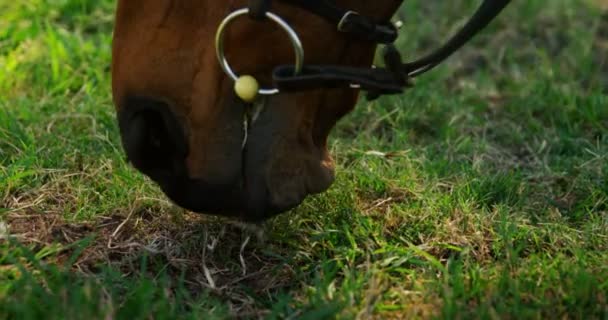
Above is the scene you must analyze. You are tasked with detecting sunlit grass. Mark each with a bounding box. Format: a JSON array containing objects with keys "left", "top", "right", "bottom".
[{"left": 1, "top": 0, "right": 607, "bottom": 319}]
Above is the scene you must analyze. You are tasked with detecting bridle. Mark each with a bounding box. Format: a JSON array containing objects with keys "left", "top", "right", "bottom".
[{"left": 216, "top": 0, "right": 512, "bottom": 102}]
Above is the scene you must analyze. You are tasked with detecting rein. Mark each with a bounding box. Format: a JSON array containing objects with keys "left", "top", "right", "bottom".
[{"left": 217, "top": 0, "right": 512, "bottom": 102}]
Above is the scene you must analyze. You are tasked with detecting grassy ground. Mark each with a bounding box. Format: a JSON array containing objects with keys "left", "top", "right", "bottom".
[{"left": 1, "top": 0, "right": 607, "bottom": 319}]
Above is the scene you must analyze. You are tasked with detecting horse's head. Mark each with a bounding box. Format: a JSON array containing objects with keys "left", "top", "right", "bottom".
[
  {"left": 111, "top": 0, "right": 510, "bottom": 221},
  {"left": 112, "top": 0, "right": 402, "bottom": 221}
]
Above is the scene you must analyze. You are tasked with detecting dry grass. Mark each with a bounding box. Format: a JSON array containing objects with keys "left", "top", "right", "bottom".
[
  {"left": 5, "top": 201, "right": 297, "bottom": 317},
  {"left": 1, "top": 0, "right": 608, "bottom": 318}
]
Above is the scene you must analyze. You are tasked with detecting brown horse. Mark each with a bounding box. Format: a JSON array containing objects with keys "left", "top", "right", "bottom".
[{"left": 111, "top": 0, "right": 509, "bottom": 221}]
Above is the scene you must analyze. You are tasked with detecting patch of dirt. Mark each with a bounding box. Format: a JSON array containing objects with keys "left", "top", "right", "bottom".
[{"left": 2, "top": 208, "right": 295, "bottom": 317}]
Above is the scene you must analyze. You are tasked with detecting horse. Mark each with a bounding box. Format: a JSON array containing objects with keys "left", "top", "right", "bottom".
[{"left": 111, "top": 0, "right": 510, "bottom": 222}]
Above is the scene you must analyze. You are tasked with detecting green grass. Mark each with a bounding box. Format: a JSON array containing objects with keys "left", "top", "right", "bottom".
[{"left": 1, "top": 0, "right": 607, "bottom": 319}]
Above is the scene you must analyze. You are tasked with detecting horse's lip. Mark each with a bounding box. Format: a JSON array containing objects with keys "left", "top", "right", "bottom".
[{"left": 151, "top": 167, "right": 281, "bottom": 222}]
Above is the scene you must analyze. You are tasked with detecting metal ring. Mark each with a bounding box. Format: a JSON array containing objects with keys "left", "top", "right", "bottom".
[
  {"left": 337, "top": 11, "right": 359, "bottom": 32},
  {"left": 215, "top": 8, "right": 305, "bottom": 96}
]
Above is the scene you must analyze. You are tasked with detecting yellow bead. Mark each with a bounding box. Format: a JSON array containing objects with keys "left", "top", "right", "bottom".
[{"left": 234, "top": 75, "right": 259, "bottom": 103}]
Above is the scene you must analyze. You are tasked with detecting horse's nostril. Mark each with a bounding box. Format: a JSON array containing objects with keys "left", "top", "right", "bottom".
[{"left": 118, "top": 96, "right": 188, "bottom": 180}]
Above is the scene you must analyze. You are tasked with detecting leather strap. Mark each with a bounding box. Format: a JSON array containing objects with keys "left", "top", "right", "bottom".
[
  {"left": 283, "top": 0, "right": 399, "bottom": 43},
  {"left": 248, "top": 0, "right": 399, "bottom": 43},
  {"left": 248, "top": 0, "right": 272, "bottom": 20},
  {"left": 402, "top": 0, "right": 512, "bottom": 77},
  {"left": 273, "top": 45, "right": 412, "bottom": 100},
  {"left": 246, "top": 0, "right": 512, "bottom": 99},
  {"left": 273, "top": 65, "right": 411, "bottom": 93}
]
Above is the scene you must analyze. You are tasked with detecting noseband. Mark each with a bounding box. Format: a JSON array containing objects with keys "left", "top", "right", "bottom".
[{"left": 216, "top": 0, "right": 512, "bottom": 102}]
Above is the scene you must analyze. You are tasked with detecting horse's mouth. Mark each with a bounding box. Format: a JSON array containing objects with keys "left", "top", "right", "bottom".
[{"left": 117, "top": 95, "right": 331, "bottom": 222}]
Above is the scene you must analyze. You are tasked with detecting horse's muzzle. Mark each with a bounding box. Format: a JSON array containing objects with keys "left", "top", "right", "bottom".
[{"left": 116, "top": 96, "right": 286, "bottom": 221}]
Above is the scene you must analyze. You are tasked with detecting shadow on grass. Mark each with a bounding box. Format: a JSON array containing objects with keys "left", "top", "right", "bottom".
[{"left": 2, "top": 208, "right": 300, "bottom": 318}]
